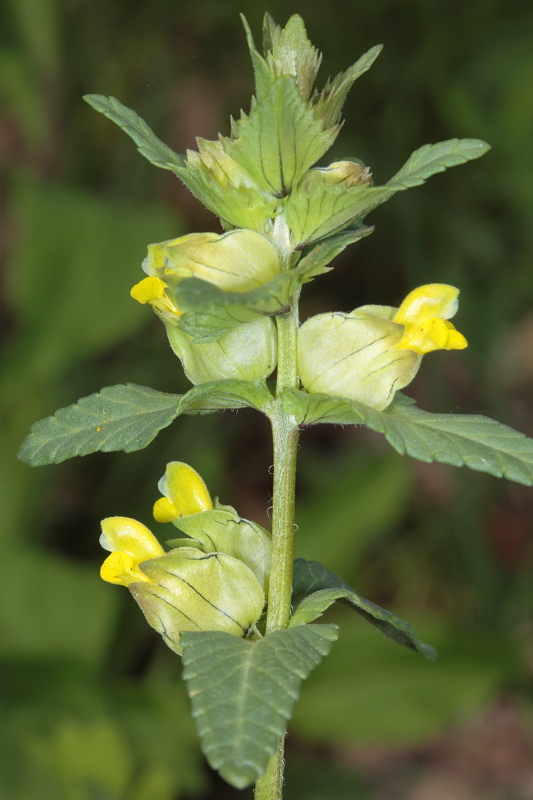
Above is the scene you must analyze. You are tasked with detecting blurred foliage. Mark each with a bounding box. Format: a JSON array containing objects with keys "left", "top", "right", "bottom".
[{"left": 2, "top": 0, "right": 533, "bottom": 798}]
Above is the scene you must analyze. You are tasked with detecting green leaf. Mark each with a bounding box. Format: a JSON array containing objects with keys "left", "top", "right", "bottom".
[
  {"left": 281, "top": 390, "right": 533, "bottom": 485},
  {"left": 18, "top": 384, "right": 182, "bottom": 465},
  {"left": 285, "top": 137, "right": 489, "bottom": 247},
  {"left": 285, "top": 182, "right": 385, "bottom": 247},
  {"left": 387, "top": 138, "right": 491, "bottom": 189},
  {"left": 180, "top": 379, "right": 273, "bottom": 413},
  {"left": 181, "top": 625, "right": 338, "bottom": 789},
  {"left": 295, "top": 225, "right": 373, "bottom": 271},
  {"left": 222, "top": 77, "right": 337, "bottom": 196},
  {"left": 18, "top": 380, "right": 272, "bottom": 466},
  {"left": 312, "top": 45, "right": 383, "bottom": 128},
  {"left": 172, "top": 254, "right": 333, "bottom": 342},
  {"left": 290, "top": 559, "right": 435, "bottom": 659},
  {"left": 84, "top": 94, "right": 185, "bottom": 173}
]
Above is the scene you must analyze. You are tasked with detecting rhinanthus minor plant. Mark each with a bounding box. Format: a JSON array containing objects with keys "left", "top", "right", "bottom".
[{"left": 18, "top": 13, "right": 533, "bottom": 799}]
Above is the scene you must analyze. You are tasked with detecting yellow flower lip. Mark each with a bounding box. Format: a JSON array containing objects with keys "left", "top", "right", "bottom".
[
  {"left": 153, "top": 462, "right": 213, "bottom": 523},
  {"left": 99, "top": 517, "right": 165, "bottom": 587},
  {"left": 393, "top": 283, "right": 467, "bottom": 355},
  {"left": 130, "top": 276, "right": 181, "bottom": 317}
]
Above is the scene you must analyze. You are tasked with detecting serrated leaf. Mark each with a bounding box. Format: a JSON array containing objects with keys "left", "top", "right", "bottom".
[
  {"left": 172, "top": 254, "right": 330, "bottom": 342},
  {"left": 286, "top": 182, "right": 386, "bottom": 247},
  {"left": 295, "top": 226, "right": 373, "bottom": 273},
  {"left": 84, "top": 94, "right": 185, "bottom": 173},
  {"left": 222, "top": 77, "right": 337, "bottom": 196},
  {"left": 387, "top": 138, "right": 491, "bottom": 190},
  {"left": 290, "top": 559, "right": 435, "bottom": 659},
  {"left": 18, "top": 380, "right": 272, "bottom": 466},
  {"left": 18, "top": 384, "right": 183, "bottom": 465},
  {"left": 281, "top": 389, "right": 533, "bottom": 485},
  {"left": 286, "top": 137, "right": 489, "bottom": 247},
  {"left": 181, "top": 625, "right": 337, "bottom": 788},
  {"left": 312, "top": 44, "right": 383, "bottom": 128}
]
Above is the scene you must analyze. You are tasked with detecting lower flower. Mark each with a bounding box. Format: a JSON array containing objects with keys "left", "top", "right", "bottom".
[{"left": 100, "top": 516, "right": 265, "bottom": 655}]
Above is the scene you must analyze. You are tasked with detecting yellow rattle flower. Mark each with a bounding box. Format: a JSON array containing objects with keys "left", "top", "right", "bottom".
[{"left": 298, "top": 283, "right": 467, "bottom": 411}]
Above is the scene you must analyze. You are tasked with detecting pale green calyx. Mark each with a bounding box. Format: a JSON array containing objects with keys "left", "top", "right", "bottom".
[
  {"left": 131, "top": 548, "right": 265, "bottom": 655},
  {"left": 170, "top": 504, "right": 272, "bottom": 596},
  {"left": 166, "top": 317, "right": 277, "bottom": 385},
  {"left": 182, "top": 138, "right": 279, "bottom": 232}
]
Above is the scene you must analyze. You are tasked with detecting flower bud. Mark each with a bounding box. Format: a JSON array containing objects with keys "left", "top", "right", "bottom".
[
  {"left": 166, "top": 317, "right": 277, "bottom": 385},
  {"left": 183, "top": 139, "right": 278, "bottom": 232},
  {"left": 299, "top": 160, "right": 372, "bottom": 191},
  {"left": 298, "top": 284, "right": 467, "bottom": 410}
]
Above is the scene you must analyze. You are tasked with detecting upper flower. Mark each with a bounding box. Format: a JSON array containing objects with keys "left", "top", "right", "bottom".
[
  {"left": 153, "top": 461, "right": 213, "bottom": 524},
  {"left": 143, "top": 230, "right": 281, "bottom": 293},
  {"left": 298, "top": 283, "right": 467, "bottom": 411}
]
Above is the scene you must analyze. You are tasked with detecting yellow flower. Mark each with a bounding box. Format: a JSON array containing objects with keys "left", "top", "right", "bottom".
[
  {"left": 298, "top": 283, "right": 467, "bottom": 411},
  {"left": 99, "top": 517, "right": 165, "bottom": 586},
  {"left": 130, "top": 276, "right": 180, "bottom": 318},
  {"left": 153, "top": 461, "right": 213, "bottom": 524},
  {"left": 393, "top": 284, "right": 467, "bottom": 355},
  {"left": 98, "top": 516, "right": 265, "bottom": 654}
]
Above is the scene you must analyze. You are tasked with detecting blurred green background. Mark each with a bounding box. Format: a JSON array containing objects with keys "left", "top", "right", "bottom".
[{"left": 2, "top": 0, "right": 533, "bottom": 797}]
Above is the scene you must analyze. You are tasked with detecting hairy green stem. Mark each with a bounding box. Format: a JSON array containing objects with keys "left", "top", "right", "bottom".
[{"left": 254, "top": 305, "right": 300, "bottom": 800}]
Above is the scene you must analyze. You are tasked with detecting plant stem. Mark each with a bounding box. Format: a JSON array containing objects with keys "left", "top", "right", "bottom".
[{"left": 254, "top": 305, "right": 300, "bottom": 800}]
